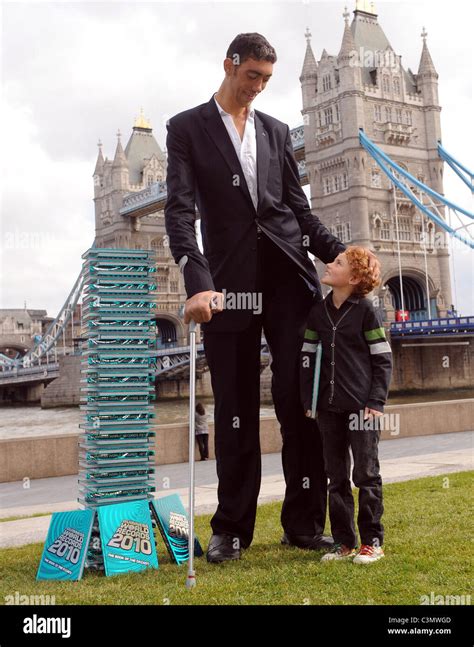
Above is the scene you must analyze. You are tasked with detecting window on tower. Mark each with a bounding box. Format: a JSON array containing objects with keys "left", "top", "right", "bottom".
[
  {"left": 322, "top": 74, "right": 332, "bottom": 92},
  {"left": 157, "top": 269, "right": 168, "bottom": 292},
  {"left": 371, "top": 169, "right": 382, "bottom": 188},
  {"left": 151, "top": 237, "right": 169, "bottom": 260},
  {"left": 396, "top": 216, "right": 412, "bottom": 241},
  {"left": 330, "top": 222, "right": 352, "bottom": 243},
  {"left": 324, "top": 107, "right": 333, "bottom": 124},
  {"left": 393, "top": 77, "right": 400, "bottom": 95},
  {"left": 342, "top": 222, "right": 352, "bottom": 242},
  {"left": 385, "top": 106, "right": 392, "bottom": 122},
  {"left": 380, "top": 220, "right": 391, "bottom": 240},
  {"left": 374, "top": 105, "right": 382, "bottom": 121}
]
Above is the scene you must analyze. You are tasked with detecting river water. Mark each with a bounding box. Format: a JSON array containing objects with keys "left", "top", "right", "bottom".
[
  {"left": 0, "top": 398, "right": 276, "bottom": 440},
  {"left": 0, "top": 390, "right": 471, "bottom": 440}
]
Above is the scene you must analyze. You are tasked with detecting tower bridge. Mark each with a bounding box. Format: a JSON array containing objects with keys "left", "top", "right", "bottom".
[{"left": 1, "top": 1, "right": 472, "bottom": 401}]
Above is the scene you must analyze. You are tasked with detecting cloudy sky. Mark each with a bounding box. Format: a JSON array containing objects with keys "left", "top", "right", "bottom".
[{"left": 1, "top": 0, "right": 473, "bottom": 318}]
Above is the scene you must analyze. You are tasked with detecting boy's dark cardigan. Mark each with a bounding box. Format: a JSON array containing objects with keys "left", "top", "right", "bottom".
[{"left": 300, "top": 291, "right": 393, "bottom": 415}]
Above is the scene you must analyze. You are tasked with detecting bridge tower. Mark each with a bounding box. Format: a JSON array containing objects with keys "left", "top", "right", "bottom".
[
  {"left": 300, "top": 1, "right": 453, "bottom": 321},
  {"left": 92, "top": 110, "right": 186, "bottom": 345}
]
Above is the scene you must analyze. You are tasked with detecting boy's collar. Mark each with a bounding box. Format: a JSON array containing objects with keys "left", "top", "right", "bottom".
[
  {"left": 327, "top": 290, "right": 360, "bottom": 305},
  {"left": 347, "top": 293, "right": 360, "bottom": 304}
]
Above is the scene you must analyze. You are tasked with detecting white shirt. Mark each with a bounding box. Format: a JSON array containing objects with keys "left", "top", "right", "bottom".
[{"left": 213, "top": 93, "right": 258, "bottom": 211}]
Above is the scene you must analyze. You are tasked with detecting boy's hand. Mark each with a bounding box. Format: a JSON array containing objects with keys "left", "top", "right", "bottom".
[
  {"left": 364, "top": 406, "right": 383, "bottom": 420},
  {"left": 305, "top": 410, "right": 313, "bottom": 418},
  {"left": 366, "top": 250, "right": 381, "bottom": 282}
]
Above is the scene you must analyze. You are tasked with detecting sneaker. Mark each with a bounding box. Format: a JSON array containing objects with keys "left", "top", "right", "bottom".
[
  {"left": 320, "top": 543, "right": 357, "bottom": 562},
  {"left": 353, "top": 544, "right": 385, "bottom": 564}
]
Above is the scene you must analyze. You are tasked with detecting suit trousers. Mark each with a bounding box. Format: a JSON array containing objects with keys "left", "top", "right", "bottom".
[{"left": 202, "top": 233, "right": 328, "bottom": 548}]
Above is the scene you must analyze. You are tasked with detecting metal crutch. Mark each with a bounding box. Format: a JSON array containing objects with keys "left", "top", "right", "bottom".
[
  {"left": 184, "top": 294, "right": 220, "bottom": 589},
  {"left": 185, "top": 318, "right": 197, "bottom": 589}
]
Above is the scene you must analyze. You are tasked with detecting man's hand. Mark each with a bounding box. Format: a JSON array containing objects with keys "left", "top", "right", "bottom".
[
  {"left": 366, "top": 250, "right": 381, "bottom": 283},
  {"left": 364, "top": 406, "right": 383, "bottom": 420},
  {"left": 184, "top": 290, "right": 224, "bottom": 324}
]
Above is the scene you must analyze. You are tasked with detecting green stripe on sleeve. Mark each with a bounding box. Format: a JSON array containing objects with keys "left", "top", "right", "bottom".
[
  {"left": 364, "top": 327, "right": 386, "bottom": 341},
  {"left": 304, "top": 329, "right": 319, "bottom": 340}
]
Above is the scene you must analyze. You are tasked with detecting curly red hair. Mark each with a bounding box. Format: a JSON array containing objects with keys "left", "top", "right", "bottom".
[{"left": 344, "top": 246, "right": 381, "bottom": 297}]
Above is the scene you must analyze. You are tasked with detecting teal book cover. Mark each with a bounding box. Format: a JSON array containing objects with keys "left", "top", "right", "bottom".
[
  {"left": 36, "top": 509, "right": 95, "bottom": 580},
  {"left": 150, "top": 494, "right": 203, "bottom": 565},
  {"left": 98, "top": 499, "right": 158, "bottom": 576}
]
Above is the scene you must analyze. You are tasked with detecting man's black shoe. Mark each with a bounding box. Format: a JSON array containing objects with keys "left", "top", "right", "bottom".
[
  {"left": 206, "top": 533, "right": 242, "bottom": 563},
  {"left": 281, "top": 532, "right": 334, "bottom": 551}
]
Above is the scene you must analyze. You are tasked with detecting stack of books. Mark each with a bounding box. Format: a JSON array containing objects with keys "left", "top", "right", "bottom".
[{"left": 78, "top": 247, "right": 158, "bottom": 570}]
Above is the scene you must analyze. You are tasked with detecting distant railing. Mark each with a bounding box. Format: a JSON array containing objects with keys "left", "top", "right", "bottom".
[
  {"left": 390, "top": 316, "right": 474, "bottom": 337},
  {"left": 0, "top": 362, "right": 60, "bottom": 384}
]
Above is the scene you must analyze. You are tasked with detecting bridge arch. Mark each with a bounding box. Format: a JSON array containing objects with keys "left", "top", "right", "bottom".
[
  {"left": 382, "top": 268, "right": 438, "bottom": 320},
  {"left": 154, "top": 314, "right": 186, "bottom": 348}
]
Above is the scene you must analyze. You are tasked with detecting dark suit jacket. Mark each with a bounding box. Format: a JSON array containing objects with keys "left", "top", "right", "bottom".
[{"left": 164, "top": 94, "right": 346, "bottom": 333}]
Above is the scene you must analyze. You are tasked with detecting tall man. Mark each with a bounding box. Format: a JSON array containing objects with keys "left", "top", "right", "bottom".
[{"left": 165, "top": 33, "right": 380, "bottom": 563}]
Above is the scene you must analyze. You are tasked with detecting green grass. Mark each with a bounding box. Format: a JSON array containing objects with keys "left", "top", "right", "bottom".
[
  {"left": 0, "top": 472, "right": 472, "bottom": 605},
  {"left": 0, "top": 513, "right": 52, "bottom": 523}
]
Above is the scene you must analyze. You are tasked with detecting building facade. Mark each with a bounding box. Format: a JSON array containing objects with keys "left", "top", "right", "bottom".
[
  {"left": 0, "top": 309, "right": 48, "bottom": 358},
  {"left": 300, "top": 1, "right": 452, "bottom": 321},
  {"left": 92, "top": 110, "right": 187, "bottom": 345}
]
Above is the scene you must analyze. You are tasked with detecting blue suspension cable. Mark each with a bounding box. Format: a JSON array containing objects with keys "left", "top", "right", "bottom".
[
  {"left": 359, "top": 130, "right": 473, "bottom": 220},
  {"left": 438, "top": 142, "right": 474, "bottom": 193},
  {"left": 359, "top": 130, "right": 474, "bottom": 249}
]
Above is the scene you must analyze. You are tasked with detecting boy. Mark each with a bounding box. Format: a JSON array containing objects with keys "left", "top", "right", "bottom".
[{"left": 300, "top": 246, "right": 392, "bottom": 564}]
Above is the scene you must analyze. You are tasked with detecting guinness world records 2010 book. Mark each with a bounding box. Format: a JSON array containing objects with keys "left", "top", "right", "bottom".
[{"left": 150, "top": 494, "right": 203, "bottom": 565}]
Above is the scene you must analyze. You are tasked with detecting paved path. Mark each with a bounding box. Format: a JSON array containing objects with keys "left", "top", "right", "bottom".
[{"left": 0, "top": 431, "right": 472, "bottom": 548}]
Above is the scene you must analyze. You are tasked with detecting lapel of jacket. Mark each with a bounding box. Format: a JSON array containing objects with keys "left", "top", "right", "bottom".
[
  {"left": 201, "top": 94, "right": 270, "bottom": 214},
  {"left": 255, "top": 110, "right": 270, "bottom": 213}
]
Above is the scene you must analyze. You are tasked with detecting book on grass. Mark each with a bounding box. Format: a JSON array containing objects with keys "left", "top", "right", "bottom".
[{"left": 150, "top": 494, "right": 203, "bottom": 565}]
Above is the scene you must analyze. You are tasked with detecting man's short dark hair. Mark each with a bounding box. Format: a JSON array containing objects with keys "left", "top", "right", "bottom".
[{"left": 226, "top": 33, "right": 277, "bottom": 65}]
